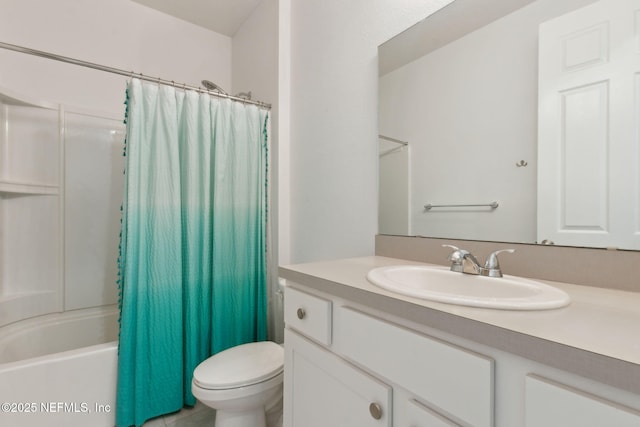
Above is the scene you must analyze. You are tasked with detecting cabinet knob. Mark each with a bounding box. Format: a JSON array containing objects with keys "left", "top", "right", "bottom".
[
  {"left": 369, "top": 402, "right": 383, "bottom": 420},
  {"left": 296, "top": 308, "right": 306, "bottom": 319}
]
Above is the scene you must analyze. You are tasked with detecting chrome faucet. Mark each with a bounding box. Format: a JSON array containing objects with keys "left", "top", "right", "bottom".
[{"left": 442, "top": 245, "right": 514, "bottom": 277}]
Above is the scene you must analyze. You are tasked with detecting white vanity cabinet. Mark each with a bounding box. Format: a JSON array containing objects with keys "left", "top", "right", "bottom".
[
  {"left": 404, "top": 398, "right": 462, "bottom": 427},
  {"left": 280, "top": 257, "right": 640, "bottom": 426},
  {"left": 335, "top": 306, "right": 493, "bottom": 427},
  {"left": 283, "top": 285, "right": 494, "bottom": 427},
  {"left": 284, "top": 287, "right": 392, "bottom": 427},
  {"left": 285, "top": 329, "right": 392, "bottom": 427}
]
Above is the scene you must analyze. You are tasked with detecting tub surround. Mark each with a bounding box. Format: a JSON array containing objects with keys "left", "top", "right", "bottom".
[
  {"left": 0, "top": 86, "right": 124, "bottom": 329},
  {"left": 279, "top": 256, "right": 640, "bottom": 397}
]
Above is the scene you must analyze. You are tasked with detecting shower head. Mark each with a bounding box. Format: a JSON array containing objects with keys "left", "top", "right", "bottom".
[
  {"left": 234, "top": 91, "right": 252, "bottom": 100},
  {"left": 201, "top": 80, "right": 228, "bottom": 95}
]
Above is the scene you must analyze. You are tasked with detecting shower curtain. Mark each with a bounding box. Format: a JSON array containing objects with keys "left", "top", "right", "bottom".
[{"left": 116, "top": 78, "right": 269, "bottom": 427}]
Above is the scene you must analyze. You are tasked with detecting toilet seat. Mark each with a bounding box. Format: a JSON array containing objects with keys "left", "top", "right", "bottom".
[{"left": 193, "top": 341, "right": 284, "bottom": 390}]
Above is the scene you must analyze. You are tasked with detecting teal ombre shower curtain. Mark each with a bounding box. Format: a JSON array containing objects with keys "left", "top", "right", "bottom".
[{"left": 116, "top": 79, "right": 269, "bottom": 427}]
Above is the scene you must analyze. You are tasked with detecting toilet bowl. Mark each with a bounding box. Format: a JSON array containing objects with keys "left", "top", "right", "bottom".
[{"left": 192, "top": 341, "right": 284, "bottom": 427}]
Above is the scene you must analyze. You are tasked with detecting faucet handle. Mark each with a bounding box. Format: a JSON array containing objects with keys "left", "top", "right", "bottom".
[
  {"left": 483, "top": 249, "right": 515, "bottom": 277},
  {"left": 442, "top": 244, "right": 468, "bottom": 272},
  {"left": 442, "top": 244, "right": 462, "bottom": 260},
  {"left": 442, "top": 244, "right": 460, "bottom": 253}
]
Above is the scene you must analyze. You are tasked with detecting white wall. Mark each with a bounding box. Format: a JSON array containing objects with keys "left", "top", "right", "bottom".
[
  {"left": 0, "top": 0, "right": 460, "bottom": 268},
  {"left": 233, "top": 0, "right": 280, "bottom": 259},
  {"left": 287, "top": 0, "right": 454, "bottom": 263},
  {"left": 0, "top": 0, "right": 231, "bottom": 116},
  {"left": 232, "top": 0, "right": 284, "bottom": 342},
  {"left": 0, "top": 0, "right": 501, "bottom": 274},
  {"left": 278, "top": 0, "right": 292, "bottom": 266},
  {"left": 232, "top": 0, "right": 278, "bottom": 104}
]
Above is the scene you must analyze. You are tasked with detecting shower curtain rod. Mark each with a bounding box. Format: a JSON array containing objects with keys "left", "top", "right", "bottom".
[{"left": 0, "top": 41, "right": 271, "bottom": 109}]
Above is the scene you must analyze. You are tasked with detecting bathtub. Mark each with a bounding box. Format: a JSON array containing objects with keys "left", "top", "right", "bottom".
[{"left": 0, "top": 306, "right": 119, "bottom": 427}]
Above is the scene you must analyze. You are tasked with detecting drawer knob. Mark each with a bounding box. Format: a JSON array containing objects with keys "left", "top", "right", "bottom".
[
  {"left": 369, "top": 402, "right": 382, "bottom": 420},
  {"left": 296, "top": 308, "right": 306, "bottom": 319}
]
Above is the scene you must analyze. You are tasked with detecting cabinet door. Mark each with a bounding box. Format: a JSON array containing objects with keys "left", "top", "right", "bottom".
[
  {"left": 335, "top": 307, "right": 493, "bottom": 427},
  {"left": 284, "top": 329, "right": 391, "bottom": 427},
  {"left": 404, "top": 399, "right": 461, "bottom": 427},
  {"left": 525, "top": 375, "right": 640, "bottom": 427}
]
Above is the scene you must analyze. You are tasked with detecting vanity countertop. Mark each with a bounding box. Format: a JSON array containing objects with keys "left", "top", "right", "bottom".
[{"left": 279, "top": 255, "right": 640, "bottom": 395}]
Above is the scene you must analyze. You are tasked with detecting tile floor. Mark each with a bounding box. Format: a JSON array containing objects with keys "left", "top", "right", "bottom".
[
  {"left": 141, "top": 398, "right": 282, "bottom": 427},
  {"left": 142, "top": 403, "right": 216, "bottom": 427}
]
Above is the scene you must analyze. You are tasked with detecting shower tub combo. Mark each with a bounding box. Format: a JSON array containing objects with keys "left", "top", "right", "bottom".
[{"left": 0, "top": 85, "right": 125, "bottom": 426}]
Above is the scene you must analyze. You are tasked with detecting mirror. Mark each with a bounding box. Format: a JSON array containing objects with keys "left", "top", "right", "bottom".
[{"left": 378, "top": 0, "right": 640, "bottom": 250}]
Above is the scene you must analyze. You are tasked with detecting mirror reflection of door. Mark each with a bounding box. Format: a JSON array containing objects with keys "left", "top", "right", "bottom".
[{"left": 537, "top": 0, "right": 640, "bottom": 249}]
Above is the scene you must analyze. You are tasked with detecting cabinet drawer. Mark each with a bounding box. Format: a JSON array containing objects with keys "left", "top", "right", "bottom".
[
  {"left": 525, "top": 375, "right": 640, "bottom": 427},
  {"left": 284, "top": 286, "right": 332, "bottom": 345},
  {"left": 335, "top": 307, "right": 493, "bottom": 427}
]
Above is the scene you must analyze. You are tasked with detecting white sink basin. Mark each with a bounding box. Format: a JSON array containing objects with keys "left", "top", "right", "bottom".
[{"left": 366, "top": 265, "right": 570, "bottom": 310}]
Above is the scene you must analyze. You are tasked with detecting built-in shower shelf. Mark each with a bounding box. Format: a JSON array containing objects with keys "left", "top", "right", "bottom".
[
  {"left": 0, "top": 180, "right": 58, "bottom": 195},
  {"left": 0, "top": 86, "right": 66, "bottom": 329},
  {"left": 0, "top": 87, "right": 57, "bottom": 109}
]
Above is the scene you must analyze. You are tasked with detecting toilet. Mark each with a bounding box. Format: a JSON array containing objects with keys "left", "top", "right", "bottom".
[{"left": 192, "top": 341, "right": 284, "bottom": 427}]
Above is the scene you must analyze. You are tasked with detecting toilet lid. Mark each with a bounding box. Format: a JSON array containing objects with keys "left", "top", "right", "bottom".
[{"left": 193, "top": 341, "right": 284, "bottom": 390}]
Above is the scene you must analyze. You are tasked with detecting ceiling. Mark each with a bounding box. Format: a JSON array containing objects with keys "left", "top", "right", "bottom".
[
  {"left": 378, "top": 0, "right": 534, "bottom": 75},
  {"left": 131, "top": 0, "right": 263, "bottom": 37}
]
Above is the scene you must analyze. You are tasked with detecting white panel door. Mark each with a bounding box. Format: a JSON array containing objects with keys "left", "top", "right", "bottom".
[{"left": 538, "top": 0, "right": 640, "bottom": 249}]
